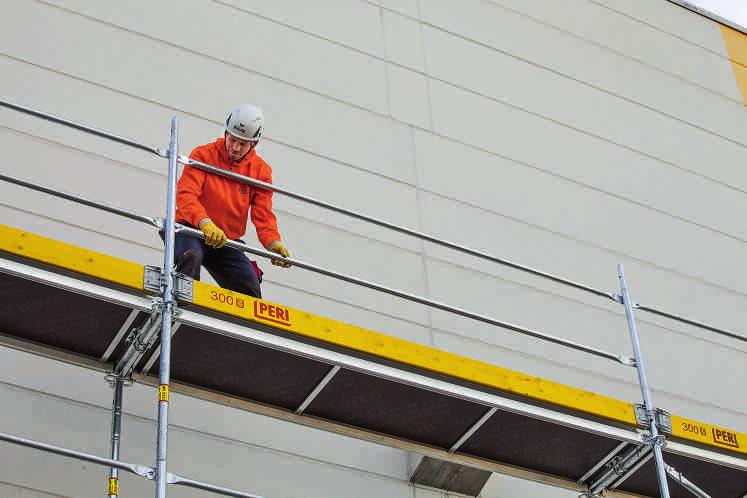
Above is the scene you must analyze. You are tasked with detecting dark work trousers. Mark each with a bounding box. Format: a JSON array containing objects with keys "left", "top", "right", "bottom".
[{"left": 172, "top": 230, "right": 262, "bottom": 298}]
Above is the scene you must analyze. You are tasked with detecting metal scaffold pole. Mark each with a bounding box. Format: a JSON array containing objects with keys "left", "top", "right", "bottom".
[
  {"left": 155, "top": 116, "right": 179, "bottom": 498},
  {"left": 617, "top": 264, "right": 670, "bottom": 498},
  {"left": 108, "top": 377, "right": 125, "bottom": 498}
]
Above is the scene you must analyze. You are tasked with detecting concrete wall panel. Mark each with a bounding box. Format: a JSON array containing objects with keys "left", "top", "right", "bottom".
[
  {"left": 427, "top": 82, "right": 747, "bottom": 293},
  {"left": 0, "top": 0, "right": 415, "bottom": 183},
  {"left": 47, "top": 0, "right": 390, "bottom": 114},
  {"left": 1, "top": 1, "right": 745, "bottom": 497},
  {"left": 591, "top": 0, "right": 731, "bottom": 53},
  {"left": 217, "top": 0, "right": 387, "bottom": 57},
  {"left": 486, "top": 0, "right": 741, "bottom": 100},
  {"left": 421, "top": 24, "right": 747, "bottom": 194}
]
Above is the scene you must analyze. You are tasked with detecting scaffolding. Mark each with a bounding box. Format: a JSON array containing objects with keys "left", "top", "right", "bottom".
[{"left": 0, "top": 98, "right": 745, "bottom": 498}]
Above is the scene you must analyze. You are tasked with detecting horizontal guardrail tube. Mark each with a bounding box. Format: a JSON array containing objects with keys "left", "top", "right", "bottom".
[
  {"left": 176, "top": 225, "right": 628, "bottom": 364},
  {"left": 1, "top": 100, "right": 739, "bottom": 344},
  {"left": 0, "top": 172, "right": 159, "bottom": 227},
  {"left": 635, "top": 304, "right": 744, "bottom": 344},
  {"left": 181, "top": 156, "right": 613, "bottom": 299},
  {"left": 0, "top": 99, "right": 164, "bottom": 156},
  {"left": 0, "top": 431, "right": 155, "bottom": 479},
  {"left": 180, "top": 156, "right": 744, "bottom": 343}
]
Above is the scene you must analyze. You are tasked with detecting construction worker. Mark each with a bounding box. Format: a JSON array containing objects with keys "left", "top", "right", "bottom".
[{"left": 173, "top": 103, "right": 291, "bottom": 298}]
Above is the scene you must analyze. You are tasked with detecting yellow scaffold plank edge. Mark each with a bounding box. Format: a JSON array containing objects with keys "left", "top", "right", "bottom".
[
  {"left": 191, "top": 281, "right": 637, "bottom": 427},
  {"left": 671, "top": 415, "right": 746, "bottom": 456},
  {"left": 192, "top": 283, "right": 747, "bottom": 456},
  {"left": 0, "top": 223, "right": 144, "bottom": 291},
  {"left": 3, "top": 223, "right": 742, "bottom": 456}
]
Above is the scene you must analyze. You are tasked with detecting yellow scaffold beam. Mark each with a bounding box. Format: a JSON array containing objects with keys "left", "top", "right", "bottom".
[
  {"left": 1, "top": 223, "right": 744, "bottom": 456},
  {"left": 0, "top": 223, "right": 143, "bottom": 290}
]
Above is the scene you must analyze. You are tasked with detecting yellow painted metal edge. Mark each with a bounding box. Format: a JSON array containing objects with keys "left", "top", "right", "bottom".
[
  {"left": 191, "top": 281, "right": 636, "bottom": 426},
  {"left": 192, "top": 282, "right": 747, "bottom": 456},
  {"left": 3, "top": 223, "right": 742, "bottom": 456},
  {"left": 0, "top": 223, "right": 144, "bottom": 290},
  {"left": 721, "top": 25, "right": 747, "bottom": 106},
  {"left": 671, "top": 415, "right": 746, "bottom": 455}
]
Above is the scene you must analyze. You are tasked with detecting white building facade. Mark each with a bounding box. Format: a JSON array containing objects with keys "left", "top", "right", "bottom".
[{"left": 0, "top": 1, "right": 745, "bottom": 497}]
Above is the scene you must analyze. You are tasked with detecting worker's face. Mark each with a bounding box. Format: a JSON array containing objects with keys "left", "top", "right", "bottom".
[{"left": 224, "top": 133, "right": 255, "bottom": 163}]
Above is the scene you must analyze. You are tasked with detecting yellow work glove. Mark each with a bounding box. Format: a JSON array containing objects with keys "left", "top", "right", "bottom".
[
  {"left": 199, "top": 220, "right": 228, "bottom": 248},
  {"left": 267, "top": 240, "right": 292, "bottom": 268}
]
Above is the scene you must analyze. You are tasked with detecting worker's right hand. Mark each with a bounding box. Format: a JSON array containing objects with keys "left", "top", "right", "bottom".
[
  {"left": 199, "top": 220, "right": 228, "bottom": 248},
  {"left": 267, "top": 240, "right": 292, "bottom": 268}
]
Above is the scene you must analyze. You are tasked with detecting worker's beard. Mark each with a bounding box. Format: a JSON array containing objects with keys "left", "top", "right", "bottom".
[
  {"left": 228, "top": 151, "right": 246, "bottom": 163},
  {"left": 226, "top": 143, "right": 254, "bottom": 163}
]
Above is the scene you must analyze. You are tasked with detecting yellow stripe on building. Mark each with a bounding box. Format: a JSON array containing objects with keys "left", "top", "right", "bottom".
[
  {"left": 721, "top": 25, "right": 747, "bottom": 106},
  {"left": 0, "top": 223, "right": 144, "bottom": 290}
]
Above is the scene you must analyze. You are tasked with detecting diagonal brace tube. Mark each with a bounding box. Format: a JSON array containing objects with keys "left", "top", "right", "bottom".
[
  {"left": 665, "top": 464, "right": 712, "bottom": 498},
  {"left": 114, "top": 309, "right": 164, "bottom": 378},
  {"left": 587, "top": 444, "right": 651, "bottom": 495}
]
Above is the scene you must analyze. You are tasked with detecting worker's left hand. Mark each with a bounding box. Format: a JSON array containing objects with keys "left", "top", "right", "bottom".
[{"left": 267, "top": 241, "right": 292, "bottom": 268}]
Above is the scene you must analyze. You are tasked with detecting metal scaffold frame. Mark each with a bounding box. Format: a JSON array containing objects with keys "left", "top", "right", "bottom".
[{"left": 1, "top": 98, "right": 743, "bottom": 498}]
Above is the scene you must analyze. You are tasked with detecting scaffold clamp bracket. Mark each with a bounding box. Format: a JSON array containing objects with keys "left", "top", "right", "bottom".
[
  {"left": 618, "top": 355, "right": 637, "bottom": 366},
  {"left": 104, "top": 373, "right": 133, "bottom": 388},
  {"left": 124, "top": 326, "right": 146, "bottom": 352},
  {"left": 144, "top": 265, "right": 163, "bottom": 294},
  {"left": 635, "top": 404, "right": 672, "bottom": 435},
  {"left": 143, "top": 266, "right": 193, "bottom": 302},
  {"left": 642, "top": 432, "right": 668, "bottom": 449},
  {"left": 134, "top": 465, "right": 156, "bottom": 480},
  {"left": 174, "top": 272, "right": 193, "bottom": 302}
]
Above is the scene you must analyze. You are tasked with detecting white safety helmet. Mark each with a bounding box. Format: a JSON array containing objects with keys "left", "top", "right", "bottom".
[{"left": 225, "top": 104, "right": 264, "bottom": 142}]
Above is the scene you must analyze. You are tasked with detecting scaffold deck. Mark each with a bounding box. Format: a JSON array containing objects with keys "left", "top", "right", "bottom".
[{"left": 1, "top": 224, "right": 745, "bottom": 498}]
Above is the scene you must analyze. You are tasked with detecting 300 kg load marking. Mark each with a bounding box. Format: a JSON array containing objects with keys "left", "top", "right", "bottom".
[
  {"left": 207, "top": 289, "right": 292, "bottom": 326},
  {"left": 209, "top": 290, "right": 246, "bottom": 309},
  {"left": 680, "top": 421, "right": 707, "bottom": 437}
]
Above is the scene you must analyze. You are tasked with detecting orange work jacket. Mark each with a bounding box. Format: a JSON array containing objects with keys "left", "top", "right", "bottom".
[{"left": 175, "top": 138, "right": 281, "bottom": 247}]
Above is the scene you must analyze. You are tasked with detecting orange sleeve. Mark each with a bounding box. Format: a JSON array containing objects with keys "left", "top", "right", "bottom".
[
  {"left": 250, "top": 161, "right": 281, "bottom": 248},
  {"left": 176, "top": 148, "right": 209, "bottom": 228}
]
